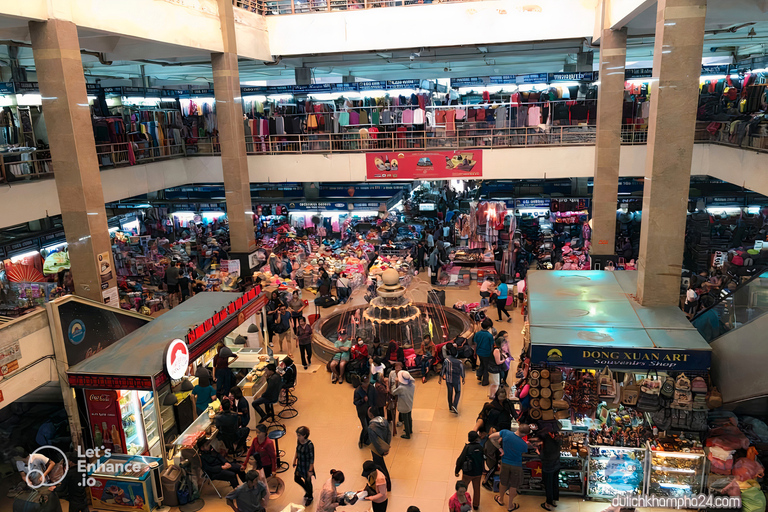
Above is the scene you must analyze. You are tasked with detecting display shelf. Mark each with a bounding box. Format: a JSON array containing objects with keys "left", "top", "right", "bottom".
[
  {"left": 587, "top": 445, "right": 647, "bottom": 500},
  {"left": 519, "top": 452, "right": 587, "bottom": 497},
  {"left": 647, "top": 450, "right": 707, "bottom": 497}
]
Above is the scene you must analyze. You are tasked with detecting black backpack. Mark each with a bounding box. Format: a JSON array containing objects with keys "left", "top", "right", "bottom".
[{"left": 461, "top": 442, "right": 484, "bottom": 474}]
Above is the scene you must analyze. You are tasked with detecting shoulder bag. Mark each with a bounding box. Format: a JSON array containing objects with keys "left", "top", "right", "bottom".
[
  {"left": 621, "top": 373, "right": 640, "bottom": 406},
  {"left": 598, "top": 366, "right": 616, "bottom": 398}
]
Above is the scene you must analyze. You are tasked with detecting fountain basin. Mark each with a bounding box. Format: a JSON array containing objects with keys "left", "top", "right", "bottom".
[{"left": 311, "top": 302, "right": 476, "bottom": 362}]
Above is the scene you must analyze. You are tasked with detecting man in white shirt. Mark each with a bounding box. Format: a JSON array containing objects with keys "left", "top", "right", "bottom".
[{"left": 22, "top": 452, "right": 55, "bottom": 487}]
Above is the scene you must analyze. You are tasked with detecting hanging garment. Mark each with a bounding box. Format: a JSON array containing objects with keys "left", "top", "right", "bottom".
[
  {"left": 402, "top": 109, "right": 414, "bottom": 125},
  {"left": 495, "top": 106, "right": 507, "bottom": 128},
  {"left": 413, "top": 108, "right": 425, "bottom": 125},
  {"left": 527, "top": 106, "right": 541, "bottom": 126}
]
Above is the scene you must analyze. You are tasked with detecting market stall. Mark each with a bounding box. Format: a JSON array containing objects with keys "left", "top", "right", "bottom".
[
  {"left": 67, "top": 288, "right": 264, "bottom": 459},
  {"left": 520, "top": 271, "right": 714, "bottom": 500}
]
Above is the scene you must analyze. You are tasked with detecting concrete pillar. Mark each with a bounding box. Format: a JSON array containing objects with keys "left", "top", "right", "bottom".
[
  {"left": 213, "top": 0, "right": 255, "bottom": 254},
  {"left": 29, "top": 20, "right": 117, "bottom": 304},
  {"left": 637, "top": 0, "right": 707, "bottom": 306},
  {"left": 591, "top": 0, "right": 627, "bottom": 256}
]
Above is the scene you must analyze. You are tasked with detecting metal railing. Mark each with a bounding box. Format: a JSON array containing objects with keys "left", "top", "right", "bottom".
[
  {"left": 6, "top": 122, "right": 768, "bottom": 184},
  {"left": 234, "top": 0, "right": 467, "bottom": 15},
  {"left": 693, "top": 120, "right": 768, "bottom": 154}
]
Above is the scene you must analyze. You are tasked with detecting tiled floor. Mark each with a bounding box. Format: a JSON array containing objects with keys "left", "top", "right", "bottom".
[{"left": 61, "top": 274, "right": 689, "bottom": 512}]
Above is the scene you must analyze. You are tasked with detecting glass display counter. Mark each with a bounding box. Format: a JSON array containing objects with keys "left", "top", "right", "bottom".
[
  {"left": 587, "top": 445, "right": 647, "bottom": 499},
  {"left": 647, "top": 450, "right": 707, "bottom": 497},
  {"left": 173, "top": 410, "right": 214, "bottom": 448}
]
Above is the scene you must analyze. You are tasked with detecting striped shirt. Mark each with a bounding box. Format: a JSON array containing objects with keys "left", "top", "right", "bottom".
[
  {"left": 295, "top": 440, "right": 314, "bottom": 476},
  {"left": 441, "top": 356, "right": 465, "bottom": 385}
]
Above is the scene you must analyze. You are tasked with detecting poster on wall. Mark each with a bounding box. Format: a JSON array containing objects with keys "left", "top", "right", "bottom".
[
  {"left": 102, "top": 286, "right": 119, "bottom": 308},
  {"left": 0, "top": 341, "right": 21, "bottom": 366},
  {"left": 97, "top": 251, "right": 113, "bottom": 284},
  {"left": 225, "top": 259, "right": 241, "bottom": 277},
  {"left": 366, "top": 150, "right": 483, "bottom": 180}
]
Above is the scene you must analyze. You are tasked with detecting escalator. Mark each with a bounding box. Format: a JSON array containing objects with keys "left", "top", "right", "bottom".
[{"left": 691, "top": 270, "right": 768, "bottom": 407}]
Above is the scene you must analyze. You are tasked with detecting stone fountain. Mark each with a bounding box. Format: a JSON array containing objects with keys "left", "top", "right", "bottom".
[{"left": 312, "top": 268, "right": 475, "bottom": 361}]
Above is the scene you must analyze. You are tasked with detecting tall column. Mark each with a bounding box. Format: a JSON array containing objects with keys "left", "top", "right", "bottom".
[
  {"left": 591, "top": 3, "right": 627, "bottom": 255},
  {"left": 29, "top": 20, "right": 117, "bottom": 303},
  {"left": 637, "top": 0, "right": 707, "bottom": 306},
  {"left": 213, "top": 0, "right": 255, "bottom": 254}
]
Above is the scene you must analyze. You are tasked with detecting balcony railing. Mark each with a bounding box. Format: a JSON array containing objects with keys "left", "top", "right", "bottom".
[
  {"left": 3, "top": 123, "right": 768, "bottom": 185},
  {"left": 235, "top": 0, "right": 468, "bottom": 15}
]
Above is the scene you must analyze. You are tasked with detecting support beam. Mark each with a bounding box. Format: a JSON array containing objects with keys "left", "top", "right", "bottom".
[
  {"left": 591, "top": 17, "right": 627, "bottom": 255},
  {"left": 29, "top": 19, "right": 117, "bottom": 304},
  {"left": 213, "top": 0, "right": 255, "bottom": 254},
  {"left": 637, "top": 0, "right": 707, "bottom": 306}
]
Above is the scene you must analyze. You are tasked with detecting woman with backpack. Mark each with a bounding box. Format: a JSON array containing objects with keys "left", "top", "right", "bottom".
[{"left": 454, "top": 431, "right": 485, "bottom": 510}]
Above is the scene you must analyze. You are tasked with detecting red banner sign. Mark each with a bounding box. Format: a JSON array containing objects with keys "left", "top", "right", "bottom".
[{"left": 366, "top": 150, "right": 482, "bottom": 180}]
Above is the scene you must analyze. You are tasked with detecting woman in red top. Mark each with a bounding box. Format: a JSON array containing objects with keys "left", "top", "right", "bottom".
[
  {"left": 351, "top": 337, "right": 369, "bottom": 377},
  {"left": 244, "top": 424, "right": 276, "bottom": 477},
  {"left": 448, "top": 480, "right": 472, "bottom": 512}
]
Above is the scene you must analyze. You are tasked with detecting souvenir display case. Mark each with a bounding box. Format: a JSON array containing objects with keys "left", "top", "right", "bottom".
[
  {"left": 647, "top": 450, "right": 707, "bottom": 497},
  {"left": 587, "top": 445, "right": 647, "bottom": 499}
]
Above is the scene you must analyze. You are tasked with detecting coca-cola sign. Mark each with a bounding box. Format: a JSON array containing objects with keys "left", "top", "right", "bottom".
[{"left": 89, "top": 394, "right": 111, "bottom": 402}]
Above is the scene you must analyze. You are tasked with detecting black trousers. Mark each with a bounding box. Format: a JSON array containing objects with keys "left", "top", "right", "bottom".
[
  {"left": 401, "top": 411, "right": 413, "bottom": 436},
  {"left": 371, "top": 451, "right": 392, "bottom": 491},
  {"left": 294, "top": 471, "right": 313, "bottom": 498},
  {"left": 358, "top": 413, "right": 370, "bottom": 445},
  {"left": 299, "top": 343, "right": 312, "bottom": 367},
  {"left": 477, "top": 356, "right": 492, "bottom": 385},
  {"left": 447, "top": 381, "right": 461, "bottom": 408},
  {"left": 216, "top": 462, "right": 245, "bottom": 489},
  {"left": 543, "top": 469, "right": 560, "bottom": 505},
  {"left": 496, "top": 299, "right": 510, "bottom": 320},
  {"left": 372, "top": 499, "right": 388, "bottom": 512},
  {"left": 252, "top": 398, "right": 275, "bottom": 421}
]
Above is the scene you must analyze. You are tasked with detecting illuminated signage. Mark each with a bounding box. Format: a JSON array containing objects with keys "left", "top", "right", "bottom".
[{"left": 165, "top": 339, "right": 189, "bottom": 380}]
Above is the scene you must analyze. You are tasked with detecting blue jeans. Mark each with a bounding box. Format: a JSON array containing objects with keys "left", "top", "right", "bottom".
[{"left": 420, "top": 356, "right": 434, "bottom": 378}]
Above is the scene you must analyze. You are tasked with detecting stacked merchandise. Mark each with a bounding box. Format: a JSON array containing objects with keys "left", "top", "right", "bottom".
[
  {"left": 686, "top": 210, "right": 713, "bottom": 273},
  {"left": 705, "top": 411, "right": 767, "bottom": 512}
]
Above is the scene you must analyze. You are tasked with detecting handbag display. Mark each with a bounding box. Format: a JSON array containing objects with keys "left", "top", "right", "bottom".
[
  {"left": 708, "top": 387, "right": 723, "bottom": 409},
  {"left": 553, "top": 399, "right": 569, "bottom": 410},
  {"left": 599, "top": 366, "right": 616, "bottom": 398},
  {"left": 691, "top": 376, "right": 708, "bottom": 394},
  {"left": 675, "top": 373, "right": 692, "bottom": 391},
  {"left": 541, "top": 409, "right": 555, "bottom": 421},
  {"left": 637, "top": 372, "right": 661, "bottom": 412},
  {"left": 621, "top": 373, "right": 640, "bottom": 406},
  {"left": 660, "top": 376, "right": 675, "bottom": 399}
]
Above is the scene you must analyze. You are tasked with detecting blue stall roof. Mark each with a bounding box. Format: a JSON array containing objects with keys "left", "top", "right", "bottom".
[
  {"left": 68, "top": 293, "right": 241, "bottom": 378},
  {"left": 527, "top": 271, "right": 711, "bottom": 371}
]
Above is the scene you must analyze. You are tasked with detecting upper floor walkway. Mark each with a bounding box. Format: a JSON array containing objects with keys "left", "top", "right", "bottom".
[{"left": 1, "top": 129, "right": 767, "bottom": 229}]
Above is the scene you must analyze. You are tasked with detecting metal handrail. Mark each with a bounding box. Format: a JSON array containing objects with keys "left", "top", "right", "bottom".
[
  {"left": 235, "top": 0, "right": 502, "bottom": 15},
  {"left": 6, "top": 123, "right": 768, "bottom": 184}
]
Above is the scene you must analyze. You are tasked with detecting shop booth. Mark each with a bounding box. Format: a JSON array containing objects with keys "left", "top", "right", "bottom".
[
  {"left": 520, "top": 271, "right": 713, "bottom": 500},
  {"left": 66, "top": 288, "right": 265, "bottom": 463}
]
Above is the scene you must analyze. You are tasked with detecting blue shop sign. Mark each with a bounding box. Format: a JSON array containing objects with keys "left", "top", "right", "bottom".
[
  {"left": 701, "top": 65, "right": 731, "bottom": 75},
  {"left": 330, "top": 83, "right": 359, "bottom": 92},
  {"left": 516, "top": 73, "right": 549, "bottom": 84},
  {"left": 144, "top": 88, "right": 163, "bottom": 98},
  {"left": 549, "top": 72, "right": 595, "bottom": 82},
  {"left": 0, "top": 82, "right": 15, "bottom": 94},
  {"left": 386, "top": 79, "right": 420, "bottom": 90},
  {"left": 625, "top": 68, "right": 653, "bottom": 79},
  {"left": 190, "top": 89, "right": 215, "bottom": 97},
  {"left": 162, "top": 89, "right": 184, "bottom": 98},
  {"left": 516, "top": 198, "right": 551, "bottom": 208},
  {"left": 241, "top": 86, "right": 267, "bottom": 95},
  {"left": 85, "top": 84, "right": 101, "bottom": 95},
  {"left": 451, "top": 77, "right": 487, "bottom": 87},
  {"left": 15, "top": 81, "right": 39, "bottom": 93},
  {"left": 357, "top": 81, "right": 386, "bottom": 91},
  {"left": 121, "top": 86, "right": 145, "bottom": 96},
  {"left": 531, "top": 344, "right": 711, "bottom": 371},
  {"left": 489, "top": 75, "right": 516, "bottom": 85}
]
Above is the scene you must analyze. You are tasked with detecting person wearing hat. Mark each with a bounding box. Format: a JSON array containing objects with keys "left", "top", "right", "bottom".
[
  {"left": 454, "top": 431, "right": 484, "bottom": 510},
  {"left": 489, "top": 424, "right": 531, "bottom": 511},
  {"left": 391, "top": 370, "right": 415, "bottom": 439},
  {"left": 361, "top": 460, "right": 389, "bottom": 512}
]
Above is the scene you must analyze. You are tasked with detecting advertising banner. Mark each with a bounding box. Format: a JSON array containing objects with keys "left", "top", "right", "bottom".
[
  {"left": 57, "top": 300, "right": 150, "bottom": 366},
  {"left": 366, "top": 150, "right": 482, "bottom": 180}
]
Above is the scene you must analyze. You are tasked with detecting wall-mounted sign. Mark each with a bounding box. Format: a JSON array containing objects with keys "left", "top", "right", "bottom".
[
  {"left": 516, "top": 73, "right": 549, "bottom": 84},
  {"left": 515, "top": 198, "right": 551, "bottom": 208},
  {"left": 531, "top": 344, "right": 711, "bottom": 371},
  {"left": 366, "top": 150, "right": 483, "bottom": 180},
  {"left": 164, "top": 339, "right": 189, "bottom": 380}
]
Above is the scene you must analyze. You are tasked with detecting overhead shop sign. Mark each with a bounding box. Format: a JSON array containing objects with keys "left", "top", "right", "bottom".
[
  {"left": 366, "top": 150, "right": 482, "bottom": 180},
  {"left": 515, "top": 198, "right": 551, "bottom": 208},
  {"left": 531, "top": 344, "right": 711, "bottom": 371}
]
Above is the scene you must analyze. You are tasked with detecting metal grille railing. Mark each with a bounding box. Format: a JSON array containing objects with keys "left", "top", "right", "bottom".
[
  {"left": 234, "top": 0, "right": 467, "bottom": 15},
  {"left": 5, "top": 123, "right": 768, "bottom": 184}
]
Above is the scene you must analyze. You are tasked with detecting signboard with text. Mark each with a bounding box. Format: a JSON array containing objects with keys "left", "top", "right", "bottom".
[
  {"left": 366, "top": 150, "right": 482, "bottom": 180},
  {"left": 531, "top": 344, "right": 711, "bottom": 371}
]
